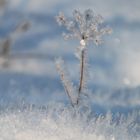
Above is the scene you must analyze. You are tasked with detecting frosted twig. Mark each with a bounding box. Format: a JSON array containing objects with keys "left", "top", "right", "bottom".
[
  {"left": 56, "top": 58, "right": 78, "bottom": 106},
  {"left": 0, "top": 21, "right": 30, "bottom": 56},
  {"left": 79, "top": 49, "right": 85, "bottom": 94},
  {"left": 56, "top": 9, "right": 112, "bottom": 106},
  {"left": 78, "top": 48, "right": 88, "bottom": 92}
]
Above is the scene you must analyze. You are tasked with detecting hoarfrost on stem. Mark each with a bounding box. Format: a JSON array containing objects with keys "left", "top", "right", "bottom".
[
  {"left": 56, "top": 9, "right": 112, "bottom": 106},
  {"left": 56, "top": 9, "right": 112, "bottom": 47},
  {"left": 56, "top": 58, "right": 78, "bottom": 106}
]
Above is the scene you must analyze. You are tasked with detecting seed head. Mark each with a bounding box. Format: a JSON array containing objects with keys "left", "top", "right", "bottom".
[{"left": 56, "top": 9, "right": 112, "bottom": 46}]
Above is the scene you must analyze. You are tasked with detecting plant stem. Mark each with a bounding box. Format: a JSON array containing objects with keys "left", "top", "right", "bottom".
[
  {"left": 77, "top": 48, "right": 85, "bottom": 104},
  {"left": 56, "top": 60, "right": 75, "bottom": 107},
  {"left": 60, "top": 73, "right": 75, "bottom": 107},
  {"left": 79, "top": 49, "right": 85, "bottom": 93}
]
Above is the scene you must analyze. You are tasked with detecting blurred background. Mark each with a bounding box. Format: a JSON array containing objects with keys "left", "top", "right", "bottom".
[{"left": 0, "top": 0, "right": 140, "bottom": 113}]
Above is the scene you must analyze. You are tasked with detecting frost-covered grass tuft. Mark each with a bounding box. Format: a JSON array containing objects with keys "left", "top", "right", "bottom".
[{"left": 0, "top": 103, "right": 139, "bottom": 140}]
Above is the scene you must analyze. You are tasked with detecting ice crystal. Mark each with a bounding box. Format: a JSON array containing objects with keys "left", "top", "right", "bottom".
[{"left": 56, "top": 9, "right": 112, "bottom": 46}]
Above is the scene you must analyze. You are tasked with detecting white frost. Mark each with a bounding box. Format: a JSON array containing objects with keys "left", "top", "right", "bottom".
[
  {"left": 80, "top": 39, "right": 86, "bottom": 47},
  {"left": 0, "top": 104, "right": 139, "bottom": 140}
]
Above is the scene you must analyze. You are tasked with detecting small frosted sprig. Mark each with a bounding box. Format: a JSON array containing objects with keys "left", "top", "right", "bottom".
[
  {"left": 56, "top": 9, "right": 112, "bottom": 106},
  {"left": 56, "top": 9, "right": 112, "bottom": 46},
  {"left": 0, "top": 21, "right": 31, "bottom": 56},
  {"left": 56, "top": 12, "right": 67, "bottom": 26},
  {"left": 56, "top": 58, "right": 78, "bottom": 106}
]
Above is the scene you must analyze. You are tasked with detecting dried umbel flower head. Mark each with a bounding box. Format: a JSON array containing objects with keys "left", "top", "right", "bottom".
[
  {"left": 56, "top": 9, "right": 112, "bottom": 47},
  {"left": 56, "top": 9, "right": 112, "bottom": 106}
]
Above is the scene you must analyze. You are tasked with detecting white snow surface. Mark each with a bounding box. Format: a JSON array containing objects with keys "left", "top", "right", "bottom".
[{"left": 0, "top": 103, "right": 139, "bottom": 140}]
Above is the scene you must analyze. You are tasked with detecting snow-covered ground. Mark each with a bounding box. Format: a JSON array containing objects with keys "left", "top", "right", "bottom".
[
  {"left": 0, "top": 0, "right": 140, "bottom": 139},
  {"left": 0, "top": 103, "right": 140, "bottom": 140}
]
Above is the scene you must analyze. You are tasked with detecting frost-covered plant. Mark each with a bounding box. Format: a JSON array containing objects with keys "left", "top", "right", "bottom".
[
  {"left": 1, "top": 21, "right": 30, "bottom": 55},
  {"left": 0, "top": 21, "right": 30, "bottom": 67},
  {"left": 56, "top": 58, "right": 78, "bottom": 106},
  {"left": 56, "top": 9, "right": 112, "bottom": 106}
]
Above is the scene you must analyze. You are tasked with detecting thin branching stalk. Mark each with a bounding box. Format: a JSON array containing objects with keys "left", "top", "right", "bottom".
[
  {"left": 58, "top": 69, "right": 74, "bottom": 107},
  {"left": 56, "top": 58, "right": 78, "bottom": 106}
]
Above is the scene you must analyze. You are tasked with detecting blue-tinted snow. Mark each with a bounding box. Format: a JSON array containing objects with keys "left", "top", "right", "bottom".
[
  {"left": 0, "top": 1, "right": 140, "bottom": 140},
  {"left": 0, "top": 0, "right": 140, "bottom": 115}
]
